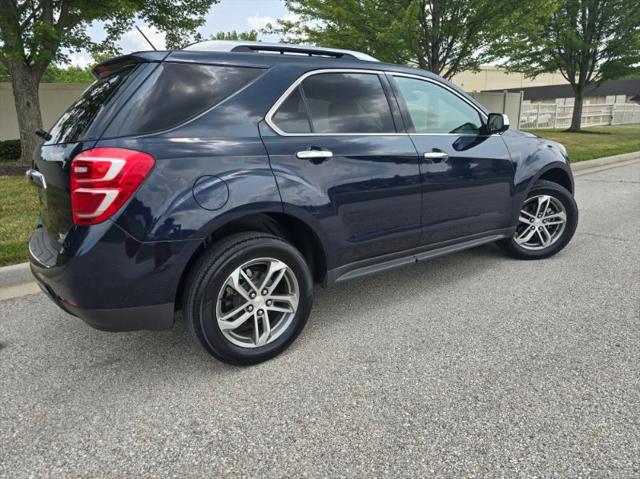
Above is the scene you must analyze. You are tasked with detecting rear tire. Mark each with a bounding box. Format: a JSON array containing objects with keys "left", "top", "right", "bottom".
[
  {"left": 498, "top": 180, "right": 578, "bottom": 260},
  {"left": 183, "top": 232, "right": 313, "bottom": 365}
]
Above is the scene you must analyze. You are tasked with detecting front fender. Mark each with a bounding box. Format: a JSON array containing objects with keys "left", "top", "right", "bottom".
[{"left": 502, "top": 130, "right": 573, "bottom": 227}]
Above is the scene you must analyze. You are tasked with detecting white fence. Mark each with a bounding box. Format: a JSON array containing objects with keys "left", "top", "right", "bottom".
[
  {"left": 520, "top": 103, "right": 640, "bottom": 129},
  {"left": 470, "top": 91, "right": 524, "bottom": 129}
]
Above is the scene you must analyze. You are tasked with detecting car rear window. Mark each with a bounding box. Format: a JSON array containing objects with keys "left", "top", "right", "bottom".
[
  {"left": 47, "top": 66, "right": 136, "bottom": 145},
  {"left": 104, "top": 63, "right": 263, "bottom": 137}
]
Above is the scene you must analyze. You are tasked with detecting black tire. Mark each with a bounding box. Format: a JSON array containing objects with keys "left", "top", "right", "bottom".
[
  {"left": 498, "top": 179, "right": 578, "bottom": 260},
  {"left": 183, "top": 232, "right": 314, "bottom": 365}
]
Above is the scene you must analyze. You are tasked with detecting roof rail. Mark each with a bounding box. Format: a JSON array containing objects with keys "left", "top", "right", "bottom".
[{"left": 184, "top": 40, "right": 379, "bottom": 62}]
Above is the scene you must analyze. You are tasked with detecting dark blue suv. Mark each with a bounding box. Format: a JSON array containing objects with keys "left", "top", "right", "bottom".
[{"left": 28, "top": 41, "right": 578, "bottom": 364}]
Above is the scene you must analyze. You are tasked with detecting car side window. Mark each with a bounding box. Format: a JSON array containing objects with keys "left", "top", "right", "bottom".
[
  {"left": 105, "top": 63, "right": 263, "bottom": 137},
  {"left": 271, "top": 72, "right": 396, "bottom": 134},
  {"left": 271, "top": 87, "right": 313, "bottom": 134},
  {"left": 394, "top": 76, "right": 484, "bottom": 135}
]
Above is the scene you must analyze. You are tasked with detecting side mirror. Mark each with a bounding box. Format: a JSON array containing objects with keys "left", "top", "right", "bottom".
[{"left": 486, "top": 113, "right": 510, "bottom": 134}]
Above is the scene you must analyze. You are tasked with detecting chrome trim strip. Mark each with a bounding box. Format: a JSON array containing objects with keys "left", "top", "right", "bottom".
[
  {"left": 26, "top": 168, "right": 47, "bottom": 189},
  {"left": 264, "top": 68, "right": 490, "bottom": 137}
]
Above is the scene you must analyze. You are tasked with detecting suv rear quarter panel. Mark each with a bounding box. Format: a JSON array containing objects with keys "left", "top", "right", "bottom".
[{"left": 103, "top": 66, "right": 299, "bottom": 243}]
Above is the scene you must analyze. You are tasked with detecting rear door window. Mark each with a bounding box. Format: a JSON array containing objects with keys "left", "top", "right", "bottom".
[
  {"left": 271, "top": 72, "right": 396, "bottom": 134},
  {"left": 104, "top": 63, "right": 263, "bottom": 137},
  {"left": 271, "top": 87, "right": 312, "bottom": 134}
]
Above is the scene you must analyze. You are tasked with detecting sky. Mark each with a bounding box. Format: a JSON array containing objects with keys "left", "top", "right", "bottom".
[{"left": 69, "top": 0, "right": 292, "bottom": 67}]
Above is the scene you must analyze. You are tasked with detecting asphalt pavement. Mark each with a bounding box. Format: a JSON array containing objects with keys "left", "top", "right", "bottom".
[{"left": 1, "top": 162, "right": 639, "bottom": 478}]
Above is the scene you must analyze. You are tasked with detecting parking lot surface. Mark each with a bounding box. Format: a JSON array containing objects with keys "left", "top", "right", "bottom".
[{"left": 1, "top": 162, "right": 639, "bottom": 478}]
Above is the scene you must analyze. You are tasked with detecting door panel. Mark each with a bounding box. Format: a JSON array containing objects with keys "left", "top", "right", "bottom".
[
  {"left": 411, "top": 134, "right": 513, "bottom": 244},
  {"left": 389, "top": 74, "right": 514, "bottom": 245},
  {"left": 262, "top": 70, "right": 423, "bottom": 268},
  {"left": 262, "top": 133, "right": 422, "bottom": 266}
]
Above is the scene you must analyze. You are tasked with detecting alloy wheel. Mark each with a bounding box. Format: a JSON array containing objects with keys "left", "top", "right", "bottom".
[
  {"left": 215, "top": 258, "right": 299, "bottom": 348},
  {"left": 514, "top": 194, "right": 567, "bottom": 251}
]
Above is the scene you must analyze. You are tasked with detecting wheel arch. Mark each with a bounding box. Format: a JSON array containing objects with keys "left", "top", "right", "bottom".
[
  {"left": 520, "top": 161, "right": 574, "bottom": 198},
  {"left": 508, "top": 160, "right": 574, "bottom": 229},
  {"left": 173, "top": 210, "right": 328, "bottom": 311},
  {"left": 536, "top": 165, "right": 574, "bottom": 194}
]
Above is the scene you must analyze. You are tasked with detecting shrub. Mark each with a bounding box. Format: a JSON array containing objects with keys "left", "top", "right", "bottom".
[{"left": 0, "top": 140, "right": 21, "bottom": 161}]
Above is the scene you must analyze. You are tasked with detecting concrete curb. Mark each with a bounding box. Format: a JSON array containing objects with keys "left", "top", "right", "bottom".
[
  {"left": 1, "top": 150, "right": 639, "bottom": 296},
  {"left": 0, "top": 262, "right": 32, "bottom": 289},
  {"left": 571, "top": 151, "right": 640, "bottom": 171}
]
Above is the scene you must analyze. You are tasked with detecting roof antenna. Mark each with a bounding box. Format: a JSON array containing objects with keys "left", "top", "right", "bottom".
[{"left": 135, "top": 25, "right": 157, "bottom": 51}]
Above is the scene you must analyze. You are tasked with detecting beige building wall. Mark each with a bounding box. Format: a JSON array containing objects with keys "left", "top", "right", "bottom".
[
  {"left": 451, "top": 65, "right": 568, "bottom": 93},
  {"left": 0, "top": 83, "right": 89, "bottom": 140}
]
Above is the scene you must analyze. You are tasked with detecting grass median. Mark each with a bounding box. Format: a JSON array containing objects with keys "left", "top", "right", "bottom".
[
  {"left": 524, "top": 125, "right": 640, "bottom": 162},
  {"left": 0, "top": 124, "right": 639, "bottom": 267},
  {"left": 0, "top": 175, "right": 38, "bottom": 266}
]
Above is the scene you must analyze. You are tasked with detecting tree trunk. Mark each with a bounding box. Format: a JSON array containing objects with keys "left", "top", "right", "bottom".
[
  {"left": 9, "top": 63, "right": 44, "bottom": 166},
  {"left": 568, "top": 87, "right": 584, "bottom": 132}
]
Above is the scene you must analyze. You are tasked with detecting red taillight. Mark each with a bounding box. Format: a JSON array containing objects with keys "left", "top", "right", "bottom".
[{"left": 70, "top": 148, "right": 155, "bottom": 225}]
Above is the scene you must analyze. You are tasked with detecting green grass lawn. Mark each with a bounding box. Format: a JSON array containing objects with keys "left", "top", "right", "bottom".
[
  {"left": 0, "top": 124, "right": 639, "bottom": 267},
  {"left": 524, "top": 125, "right": 640, "bottom": 162},
  {"left": 0, "top": 176, "right": 38, "bottom": 266}
]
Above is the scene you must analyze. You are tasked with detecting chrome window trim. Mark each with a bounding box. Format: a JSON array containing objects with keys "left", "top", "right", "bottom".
[
  {"left": 265, "top": 68, "right": 490, "bottom": 137},
  {"left": 265, "top": 68, "right": 404, "bottom": 137}
]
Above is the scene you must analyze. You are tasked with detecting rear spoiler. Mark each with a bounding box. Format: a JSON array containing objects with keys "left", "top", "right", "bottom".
[{"left": 92, "top": 51, "right": 169, "bottom": 80}]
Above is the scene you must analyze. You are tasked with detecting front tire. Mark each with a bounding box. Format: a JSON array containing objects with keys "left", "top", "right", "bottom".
[
  {"left": 183, "top": 232, "right": 313, "bottom": 365},
  {"left": 499, "top": 180, "right": 578, "bottom": 260}
]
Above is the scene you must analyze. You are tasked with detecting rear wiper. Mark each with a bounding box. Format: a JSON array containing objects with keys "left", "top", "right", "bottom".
[{"left": 35, "top": 128, "right": 52, "bottom": 141}]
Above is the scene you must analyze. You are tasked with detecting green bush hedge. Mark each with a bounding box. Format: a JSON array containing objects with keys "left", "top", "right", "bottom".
[{"left": 0, "top": 140, "right": 21, "bottom": 161}]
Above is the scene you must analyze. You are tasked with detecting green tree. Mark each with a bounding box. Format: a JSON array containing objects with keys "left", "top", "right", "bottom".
[
  {"left": 41, "top": 65, "right": 94, "bottom": 83},
  {"left": 268, "top": 0, "right": 554, "bottom": 79},
  {"left": 498, "top": 0, "right": 640, "bottom": 131},
  {"left": 1, "top": 62, "right": 102, "bottom": 84},
  {"left": 210, "top": 30, "right": 259, "bottom": 41},
  {"left": 0, "top": 0, "right": 219, "bottom": 164}
]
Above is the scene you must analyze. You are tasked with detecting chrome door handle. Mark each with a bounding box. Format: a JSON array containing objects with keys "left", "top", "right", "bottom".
[
  {"left": 296, "top": 150, "right": 333, "bottom": 160},
  {"left": 423, "top": 152, "right": 448, "bottom": 162}
]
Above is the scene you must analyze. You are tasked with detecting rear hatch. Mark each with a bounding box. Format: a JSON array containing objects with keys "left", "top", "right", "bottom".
[{"left": 30, "top": 53, "right": 165, "bottom": 248}]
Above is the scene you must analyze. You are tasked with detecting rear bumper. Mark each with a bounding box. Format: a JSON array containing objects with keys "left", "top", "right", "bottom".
[
  {"left": 31, "top": 270, "right": 174, "bottom": 331},
  {"left": 28, "top": 221, "right": 200, "bottom": 332}
]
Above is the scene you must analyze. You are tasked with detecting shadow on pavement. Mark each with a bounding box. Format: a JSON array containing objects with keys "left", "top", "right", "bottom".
[{"left": 13, "top": 243, "right": 505, "bottom": 378}]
